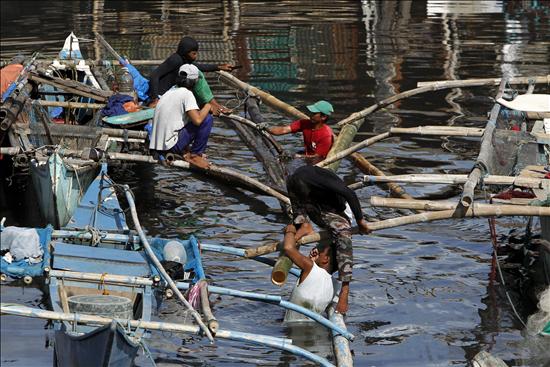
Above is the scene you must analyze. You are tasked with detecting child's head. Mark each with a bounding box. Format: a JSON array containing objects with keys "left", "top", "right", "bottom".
[{"left": 309, "top": 242, "right": 335, "bottom": 273}]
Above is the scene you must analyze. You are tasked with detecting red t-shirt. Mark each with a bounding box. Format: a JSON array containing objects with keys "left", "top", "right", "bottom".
[{"left": 289, "top": 119, "right": 334, "bottom": 158}]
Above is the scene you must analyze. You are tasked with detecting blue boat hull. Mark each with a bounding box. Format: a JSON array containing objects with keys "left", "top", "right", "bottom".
[{"left": 53, "top": 321, "right": 140, "bottom": 367}]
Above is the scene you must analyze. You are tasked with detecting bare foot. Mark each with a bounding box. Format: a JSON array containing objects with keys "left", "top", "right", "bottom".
[
  {"left": 184, "top": 153, "right": 210, "bottom": 169},
  {"left": 295, "top": 221, "right": 314, "bottom": 240}
]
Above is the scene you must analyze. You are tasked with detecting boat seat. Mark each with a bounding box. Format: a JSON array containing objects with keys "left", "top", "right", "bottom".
[
  {"left": 497, "top": 94, "right": 550, "bottom": 112},
  {"left": 52, "top": 242, "right": 151, "bottom": 277}
]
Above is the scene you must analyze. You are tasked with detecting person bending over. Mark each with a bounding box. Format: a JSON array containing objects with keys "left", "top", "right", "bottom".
[
  {"left": 149, "top": 64, "right": 212, "bottom": 169},
  {"left": 286, "top": 164, "right": 370, "bottom": 314}
]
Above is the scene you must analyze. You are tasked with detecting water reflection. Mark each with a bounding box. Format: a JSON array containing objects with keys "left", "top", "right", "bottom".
[{"left": 1, "top": 0, "right": 550, "bottom": 366}]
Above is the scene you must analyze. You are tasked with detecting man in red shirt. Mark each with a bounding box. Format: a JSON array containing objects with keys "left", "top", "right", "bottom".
[{"left": 265, "top": 100, "right": 334, "bottom": 163}]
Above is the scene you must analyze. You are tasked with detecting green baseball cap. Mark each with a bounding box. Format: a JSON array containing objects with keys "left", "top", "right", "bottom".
[{"left": 307, "top": 100, "right": 334, "bottom": 116}]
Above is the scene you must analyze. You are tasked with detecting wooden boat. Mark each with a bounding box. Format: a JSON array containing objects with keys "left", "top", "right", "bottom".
[
  {"left": 1, "top": 163, "right": 207, "bottom": 367},
  {"left": 38, "top": 32, "right": 110, "bottom": 125},
  {"left": 5, "top": 102, "right": 145, "bottom": 228}
]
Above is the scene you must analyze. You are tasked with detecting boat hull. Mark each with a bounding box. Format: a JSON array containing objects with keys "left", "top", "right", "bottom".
[
  {"left": 53, "top": 321, "right": 139, "bottom": 367},
  {"left": 30, "top": 153, "right": 98, "bottom": 228}
]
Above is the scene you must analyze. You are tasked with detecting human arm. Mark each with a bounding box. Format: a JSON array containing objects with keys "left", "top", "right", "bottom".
[
  {"left": 267, "top": 125, "right": 292, "bottom": 135},
  {"left": 335, "top": 281, "right": 349, "bottom": 314},
  {"left": 187, "top": 103, "right": 212, "bottom": 126},
  {"left": 357, "top": 218, "right": 371, "bottom": 234},
  {"left": 282, "top": 224, "right": 313, "bottom": 278},
  {"left": 209, "top": 98, "right": 231, "bottom": 116},
  {"left": 192, "top": 72, "right": 230, "bottom": 116},
  {"left": 194, "top": 62, "right": 234, "bottom": 72}
]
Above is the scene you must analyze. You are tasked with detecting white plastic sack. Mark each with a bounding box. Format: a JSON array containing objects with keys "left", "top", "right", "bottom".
[{"left": 0, "top": 226, "right": 43, "bottom": 263}]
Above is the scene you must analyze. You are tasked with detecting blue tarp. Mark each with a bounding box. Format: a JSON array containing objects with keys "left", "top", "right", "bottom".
[
  {"left": 0, "top": 226, "right": 53, "bottom": 278},
  {"left": 101, "top": 94, "right": 134, "bottom": 117}
]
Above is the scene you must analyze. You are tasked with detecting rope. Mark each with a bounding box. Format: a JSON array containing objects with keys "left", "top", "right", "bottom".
[
  {"left": 222, "top": 89, "right": 248, "bottom": 111},
  {"left": 98, "top": 272, "right": 109, "bottom": 295},
  {"left": 85, "top": 225, "right": 101, "bottom": 246}
]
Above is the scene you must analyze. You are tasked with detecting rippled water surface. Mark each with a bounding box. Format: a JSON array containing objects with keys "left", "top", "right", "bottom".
[{"left": 1, "top": 1, "right": 550, "bottom": 366}]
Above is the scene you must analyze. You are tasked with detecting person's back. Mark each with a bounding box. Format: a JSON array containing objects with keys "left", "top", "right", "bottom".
[
  {"left": 284, "top": 262, "right": 334, "bottom": 322},
  {"left": 149, "top": 86, "right": 197, "bottom": 151}
]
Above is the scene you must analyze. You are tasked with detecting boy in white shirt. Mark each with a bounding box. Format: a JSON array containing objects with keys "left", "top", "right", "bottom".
[
  {"left": 282, "top": 224, "right": 335, "bottom": 322},
  {"left": 149, "top": 64, "right": 212, "bottom": 169}
]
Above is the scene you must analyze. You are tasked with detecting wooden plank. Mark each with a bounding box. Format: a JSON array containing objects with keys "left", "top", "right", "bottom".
[{"left": 28, "top": 72, "right": 112, "bottom": 102}]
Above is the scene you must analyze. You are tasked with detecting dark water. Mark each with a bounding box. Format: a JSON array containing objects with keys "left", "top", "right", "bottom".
[{"left": 1, "top": 1, "right": 550, "bottom": 366}]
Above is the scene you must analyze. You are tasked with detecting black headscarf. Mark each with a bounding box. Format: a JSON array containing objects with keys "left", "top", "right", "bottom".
[{"left": 176, "top": 36, "right": 199, "bottom": 62}]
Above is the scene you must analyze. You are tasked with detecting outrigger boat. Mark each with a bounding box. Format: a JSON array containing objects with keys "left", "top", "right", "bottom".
[
  {"left": 1, "top": 163, "right": 207, "bottom": 366},
  {"left": 3, "top": 99, "right": 146, "bottom": 228}
]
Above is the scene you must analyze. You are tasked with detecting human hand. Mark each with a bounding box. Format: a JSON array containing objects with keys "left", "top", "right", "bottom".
[
  {"left": 218, "top": 63, "right": 233, "bottom": 72},
  {"left": 210, "top": 104, "right": 222, "bottom": 116},
  {"left": 148, "top": 98, "right": 159, "bottom": 108},
  {"left": 219, "top": 106, "right": 232, "bottom": 115},
  {"left": 358, "top": 218, "right": 371, "bottom": 235}
]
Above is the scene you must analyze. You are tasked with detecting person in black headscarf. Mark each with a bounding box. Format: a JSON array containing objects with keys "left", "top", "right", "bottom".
[{"left": 148, "top": 36, "right": 233, "bottom": 115}]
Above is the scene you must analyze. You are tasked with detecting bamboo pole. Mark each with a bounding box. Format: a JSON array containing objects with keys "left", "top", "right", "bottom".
[
  {"left": 37, "top": 100, "right": 105, "bottom": 110},
  {"left": 49, "top": 270, "right": 154, "bottom": 286},
  {"left": 198, "top": 280, "right": 219, "bottom": 335},
  {"left": 349, "top": 153, "right": 414, "bottom": 200},
  {"left": 28, "top": 72, "right": 112, "bottom": 102},
  {"left": 316, "top": 132, "right": 390, "bottom": 168},
  {"left": 245, "top": 201, "right": 550, "bottom": 260},
  {"left": 327, "top": 304, "right": 353, "bottom": 367},
  {"left": 417, "top": 75, "right": 550, "bottom": 88},
  {"left": 94, "top": 32, "right": 124, "bottom": 63},
  {"left": 364, "top": 174, "right": 548, "bottom": 189},
  {"left": 217, "top": 71, "right": 307, "bottom": 121},
  {"left": 370, "top": 196, "right": 550, "bottom": 216},
  {"left": 335, "top": 75, "right": 550, "bottom": 130},
  {"left": 0, "top": 82, "right": 33, "bottom": 144},
  {"left": 390, "top": 126, "right": 484, "bottom": 137},
  {"left": 123, "top": 186, "right": 214, "bottom": 342},
  {"left": 461, "top": 80, "right": 506, "bottom": 207},
  {"left": 271, "top": 254, "right": 294, "bottom": 286},
  {"left": 0, "top": 304, "right": 335, "bottom": 367},
  {"left": 0, "top": 147, "right": 289, "bottom": 204},
  {"left": 100, "top": 128, "right": 147, "bottom": 139}
]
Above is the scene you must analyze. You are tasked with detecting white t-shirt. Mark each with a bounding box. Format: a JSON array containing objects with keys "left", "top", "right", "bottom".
[
  {"left": 149, "top": 87, "right": 199, "bottom": 151},
  {"left": 284, "top": 262, "right": 335, "bottom": 322}
]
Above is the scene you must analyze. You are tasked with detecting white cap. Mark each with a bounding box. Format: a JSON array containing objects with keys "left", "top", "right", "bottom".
[{"left": 178, "top": 64, "right": 199, "bottom": 80}]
